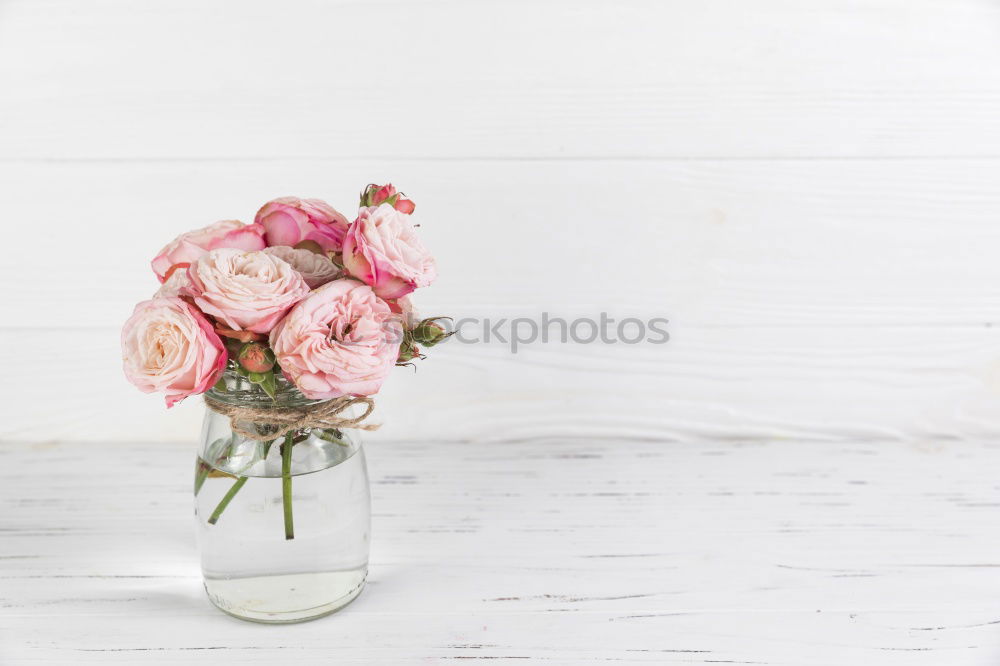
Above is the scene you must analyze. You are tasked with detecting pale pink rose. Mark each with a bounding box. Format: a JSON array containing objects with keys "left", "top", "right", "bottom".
[
  {"left": 121, "top": 297, "right": 227, "bottom": 407},
  {"left": 154, "top": 267, "right": 190, "bottom": 298},
  {"left": 263, "top": 246, "right": 341, "bottom": 289},
  {"left": 342, "top": 204, "right": 437, "bottom": 299},
  {"left": 255, "top": 197, "right": 351, "bottom": 251},
  {"left": 269, "top": 279, "right": 403, "bottom": 399},
  {"left": 151, "top": 220, "right": 265, "bottom": 282},
  {"left": 185, "top": 248, "right": 310, "bottom": 334}
]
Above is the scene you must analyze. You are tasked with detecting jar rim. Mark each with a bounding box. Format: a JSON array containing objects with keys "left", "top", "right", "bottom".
[{"left": 206, "top": 369, "right": 327, "bottom": 409}]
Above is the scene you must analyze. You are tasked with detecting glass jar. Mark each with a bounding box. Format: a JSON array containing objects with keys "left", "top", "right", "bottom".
[{"left": 194, "top": 371, "right": 371, "bottom": 623}]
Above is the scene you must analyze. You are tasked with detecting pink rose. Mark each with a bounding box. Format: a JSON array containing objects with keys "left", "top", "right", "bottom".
[
  {"left": 151, "top": 220, "right": 265, "bottom": 282},
  {"left": 154, "top": 266, "right": 190, "bottom": 298},
  {"left": 342, "top": 204, "right": 437, "bottom": 299},
  {"left": 363, "top": 183, "right": 415, "bottom": 214},
  {"left": 269, "top": 279, "right": 403, "bottom": 399},
  {"left": 263, "top": 245, "right": 341, "bottom": 289},
  {"left": 121, "top": 297, "right": 227, "bottom": 407},
  {"left": 185, "top": 248, "right": 310, "bottom": 334},
  {"left": 255, "top": 197, "right": 351, "bottom": 251}
]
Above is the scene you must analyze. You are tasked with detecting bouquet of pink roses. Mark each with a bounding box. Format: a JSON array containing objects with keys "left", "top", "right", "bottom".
[
  {"left": 121, "top": 185, "right": 449, "bottom": 550},
  {"left": 122, "top": 183, "right": 447, "bottom": 407}
]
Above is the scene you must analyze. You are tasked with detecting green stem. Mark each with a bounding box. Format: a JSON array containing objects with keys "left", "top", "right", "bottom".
[
  {"left": 207, "top": 476, "right": 248, "bottom": 525},
  {"left": 194, "top": 459, "right": 211, "bottom": 497},
  {"left": 281, "top": 433, "right": 295, "bottom": 540}
]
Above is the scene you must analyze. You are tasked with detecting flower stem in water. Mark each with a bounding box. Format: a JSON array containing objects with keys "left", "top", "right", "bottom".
[
  {"left": 281, "top": 433, "right": 295, "bottom": 540},
  {"left": 194, "top": 459, "right": 212, "bottom": 496},
  {"left": 207, "top": 476, "right": 248, "bottom": 525}
]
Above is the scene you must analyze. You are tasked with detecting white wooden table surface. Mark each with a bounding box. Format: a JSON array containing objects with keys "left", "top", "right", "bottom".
[{"left": 3, "top": 437, "right": 999, "bottom": 664}]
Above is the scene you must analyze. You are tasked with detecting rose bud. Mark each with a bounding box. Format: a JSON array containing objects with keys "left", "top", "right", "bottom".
[
  {"left": 367, "top": 183, "right": 396, "bottom": 205},
  {"left": 238, "top": 342, "right": 276, "bottom": 373},
  {"left": 411, "top": 319, "right": 450, "bottom": 347},
  {"left": 397, "top": 343, "right": 421, "bottom": 364},
  {"left": 361, "top": 183, "right": 416, "bottom": 213},
  {"left": 393, "top": 197, "right": 416, "bottom": 214}
]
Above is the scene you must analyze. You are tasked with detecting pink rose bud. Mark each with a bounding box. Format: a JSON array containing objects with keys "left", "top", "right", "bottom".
[
  {"left": 371, "top": 184, "right": 396, "bottom": 205},
  {"left": 238, "top": 342, "right": 276, "bottom": 373},
  {"left": 393, "top": 197, "right": 416, "bottom": 214},
  {"left": 361, "top": 183, "right": 416, "bottom": 213}
]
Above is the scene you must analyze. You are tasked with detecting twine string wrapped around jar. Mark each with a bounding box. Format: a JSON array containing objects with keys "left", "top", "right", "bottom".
[{"left": 203, "top": 394, "right": 379, "bottom": 442}]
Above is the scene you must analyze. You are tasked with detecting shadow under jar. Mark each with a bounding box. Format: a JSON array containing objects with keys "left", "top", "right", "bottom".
[{"left": 194, "top": 371, "right": 371, "bottom": 623}]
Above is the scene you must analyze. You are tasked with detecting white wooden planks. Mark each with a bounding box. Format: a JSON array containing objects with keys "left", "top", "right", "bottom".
[
  {"left": 2, "top": 0, "right": 1000, "bottom": 160},
  {"left": 3, "top": 159, "right": 1000, "bottom": 328},
  {"left": 1, "top": 159, "right": 999, "bottom": 441},
  {"left": 1, "top": 0, "right": 1000, "bottom": 442},
  {"left": 4, "top": 324, "right": 1000, "bottom": 443},
  {"left": 3, "top": 0, "right": 1000, "bottom": 662},
  {"left": 2, "top": 437, "right": 1000, "bottom": 663}
]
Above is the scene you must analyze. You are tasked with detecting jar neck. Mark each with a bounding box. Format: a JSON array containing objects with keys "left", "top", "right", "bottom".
[{"left": 206, "top": 369, "right": 325, "bottom": 409}]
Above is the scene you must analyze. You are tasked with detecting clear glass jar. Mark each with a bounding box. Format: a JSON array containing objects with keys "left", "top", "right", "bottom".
[{"left": 194, "top": 371, "right": 371, "bottom": 623}]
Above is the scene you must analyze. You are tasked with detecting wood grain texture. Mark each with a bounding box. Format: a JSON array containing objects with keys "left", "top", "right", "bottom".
[
  {"left": 3, "top": 2, "right": 999, "bottom": 662},
  {"left": 4, "top": 159, "right": 1000, "bottom": 328},
  {"left": 2, "top": 159, "right": 1000, "bottom": 442},
  {"left": 2, "top": 0, "right": 1000, "bottom": 443},
  {"left": 3, "top": 437, "right": 1000, "bottom": 664},
  {"left": 1, "top": 0, "right": 1000, "bottom": 160},
  {"left": 5, "top": 324, "right": 1000, "bottom": 443}
]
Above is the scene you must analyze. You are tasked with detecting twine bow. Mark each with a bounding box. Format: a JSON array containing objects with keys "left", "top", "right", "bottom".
[{"left": 203, "top": 394, "right": 379, "bottom": 441}]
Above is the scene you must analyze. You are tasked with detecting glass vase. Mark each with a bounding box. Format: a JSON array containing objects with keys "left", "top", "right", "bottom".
[{"left": 194, "top": 371, "right": 371, "bottom": 623}]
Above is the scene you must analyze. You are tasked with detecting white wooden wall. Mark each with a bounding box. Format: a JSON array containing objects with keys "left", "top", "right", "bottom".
[{"left": 2, "top": 0, "right": 1000, "bottom": 443}]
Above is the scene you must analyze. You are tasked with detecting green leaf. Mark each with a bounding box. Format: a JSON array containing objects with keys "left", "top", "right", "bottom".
[{"left": 259, "top": 371, "right": 277, "bottom": 399}]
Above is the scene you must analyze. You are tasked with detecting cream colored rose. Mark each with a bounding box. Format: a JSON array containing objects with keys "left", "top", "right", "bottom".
[
  {"left": 263, "top": 246, "right": 341, "bottom": 289},
  {"left": 185, "top": 248, "right": 310, "bottom": 334},
  {"left": 121, "top": 297, "right": 227, "bottom": 407}
]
